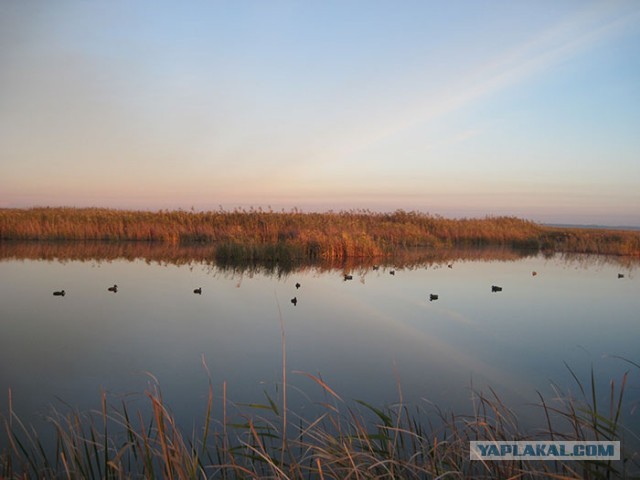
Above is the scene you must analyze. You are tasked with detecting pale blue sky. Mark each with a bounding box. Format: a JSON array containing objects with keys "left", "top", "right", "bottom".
[{"left": 1, "top": 1, "right": 639, "bottom": 225}]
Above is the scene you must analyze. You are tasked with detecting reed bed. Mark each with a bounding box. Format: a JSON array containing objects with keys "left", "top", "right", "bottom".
[
  {"left": 1, "top": 363, "right": 638, "bottom": 479},
  {"left": 3, "top": 207, "right": 636, "bottom": 259},
  {"left": 0, "top": 207, "right": 542, "bottom": 258}
]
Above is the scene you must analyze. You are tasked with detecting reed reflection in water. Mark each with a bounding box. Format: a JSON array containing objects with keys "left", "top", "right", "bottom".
[{"left": 0, "top": 242, "right": 638, "bottom": 440}]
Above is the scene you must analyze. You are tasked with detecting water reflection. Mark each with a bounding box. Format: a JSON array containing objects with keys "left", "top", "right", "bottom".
[
  {"left": 0, "top": 241, "right": 638, "bottom": 450},
  {"left": 4, "top": 240, "right": 636, "bottom": 274}
]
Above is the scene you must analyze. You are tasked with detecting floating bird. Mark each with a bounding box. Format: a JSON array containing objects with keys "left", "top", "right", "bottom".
[
  {"left": 532, "top": 271, "right": 537, "bottom": 276},
  {"left": 618, "top": 273, "right": 624, "bottom": 279},
  {"left": 447, "top": 264, "right": 453, "bottom": 269},
  {"left": 344, "top": 274, "right": 353, "bottom": 281},
  {"left": 107, "top": 284, "right": 118, "bottom": 292},
  {"left": 295, "top": 282, "right": 301, "bottom": 289},
  {"left": 389, "top": 270, "right": 395, "bottom": 275},
  {"left": 53, "top": 290, "right": 65, "bottom": 296},
  {"left": 372, "top": 265, "right": 379, "bottom": 271},
  {"left": 429, "top": 294, "right": 439, "bottom": 301},
  {"left": 491, "top": 285, "right": 503, "bottom": 292},
  {"left": 193, "top": 287, "right": 202, "bottom": 294},
  {"left": 291, "top": 297, "right": 297, "bottom": 306}
]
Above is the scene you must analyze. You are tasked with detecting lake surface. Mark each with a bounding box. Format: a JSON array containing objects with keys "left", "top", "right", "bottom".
[{"left": 1, "top": 243, "right": 639, "bottom": 444}]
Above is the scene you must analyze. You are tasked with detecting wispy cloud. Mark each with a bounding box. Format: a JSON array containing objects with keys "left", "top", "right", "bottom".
[{"left": 297, "top": 1, "right": 640, "bottom": 168}]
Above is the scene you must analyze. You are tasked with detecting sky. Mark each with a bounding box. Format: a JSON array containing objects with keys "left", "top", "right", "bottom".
[{"left": 1, "top": 1, "right": 639, "bottom": 226}]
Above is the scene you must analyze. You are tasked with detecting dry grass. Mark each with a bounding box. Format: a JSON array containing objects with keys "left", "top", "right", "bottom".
[
  {"left": 2, "top": 207, "right": 638, "bottom": 259},
  {"left": 1, "top": 361, "right": 638, "bottom": 479}
]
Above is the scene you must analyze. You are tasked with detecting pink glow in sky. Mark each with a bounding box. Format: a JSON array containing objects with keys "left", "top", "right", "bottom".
[{"left": 1, "top": 1, "right": 639, "bottom": 226}]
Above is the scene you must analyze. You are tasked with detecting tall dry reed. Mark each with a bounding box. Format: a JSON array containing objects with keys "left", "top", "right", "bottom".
[
  {"left": 1, "top": 361, "right": 638, "bottom": 479},
  {"left": 2, "top": 207, "right": 639, "bottom": 259}
]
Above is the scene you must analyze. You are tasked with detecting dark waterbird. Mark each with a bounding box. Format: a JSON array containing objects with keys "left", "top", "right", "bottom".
[
  {"left": 193, "top": 287, "right": 202, "bottom": 294},
  {"left": 295, "top": 282, "right": 301, "bottom": 289},
  {"left": 389, "top": 270, "right": 395, "bottom": 276},
  {"left": 107, "top": 284, "right": 118, "bottom": 292},
  {"left": 291, "top": 297, "right": 297, "bottom": 306},
  {"left": 53, "top": 290, "right": 65, "bottom": 296},
  {"left": 618, "top": 273, "right": 624, "bottom": 279},
  {"left": 429, "top": 294, "right": 439, "bottom": 302},
  {"left": 491, "top": 285, "right": 503, "bottom": 292},
  {"left": 448, "top": 264, "right": 453, "bottom": 269},
  {"left": 344, "top": 274, "right": 353, "bottom": 281},
  {"left": 372, "top": 265, "right": 379, "bottom": 271}
]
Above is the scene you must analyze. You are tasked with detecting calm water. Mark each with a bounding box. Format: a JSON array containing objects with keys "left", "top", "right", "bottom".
[{"left": 1, "top": 244, "right": 639, "bottom": 441}]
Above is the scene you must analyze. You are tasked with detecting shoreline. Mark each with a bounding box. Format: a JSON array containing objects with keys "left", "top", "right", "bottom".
[{"left": 1, "top": 207, "right": 639, "bottom": 257}]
